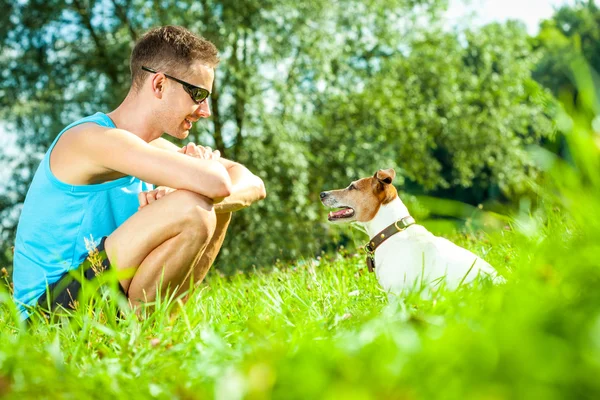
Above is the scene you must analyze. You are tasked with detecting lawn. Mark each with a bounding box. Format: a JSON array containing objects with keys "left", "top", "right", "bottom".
[
  {"left": 2, "top": 194, "right": 600, "bottom": 400},
  {"left": 2, "top": 119, "right": 600, "bottom": 399}
]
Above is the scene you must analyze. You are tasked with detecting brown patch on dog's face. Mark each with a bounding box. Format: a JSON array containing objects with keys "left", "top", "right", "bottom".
[{"left": 320, "top": 168, "right": 398, "bottom": 223}]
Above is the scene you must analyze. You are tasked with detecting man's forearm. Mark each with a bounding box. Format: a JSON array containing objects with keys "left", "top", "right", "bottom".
[{"left": 149, "top": 137, "right": 181, "bottom": 151}]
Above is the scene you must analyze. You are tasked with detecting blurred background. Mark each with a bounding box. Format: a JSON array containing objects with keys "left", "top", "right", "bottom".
[{"left": 0, "top": 0, "right": 598, "bottom": 274}]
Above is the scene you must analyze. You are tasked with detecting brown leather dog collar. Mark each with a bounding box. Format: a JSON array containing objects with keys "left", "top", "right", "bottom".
[{"left": 364, "top": 216, "right": 416, "bottom": 272}]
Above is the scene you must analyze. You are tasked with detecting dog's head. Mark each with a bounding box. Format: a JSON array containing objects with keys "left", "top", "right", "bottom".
[{"left": 320, "top": 168, "right": 398, "bottom": 223}]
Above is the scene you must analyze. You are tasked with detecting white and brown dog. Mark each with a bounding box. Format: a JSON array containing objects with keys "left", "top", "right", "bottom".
[{"left": 320, "top": 168, "right": 499, "bottom": 294}]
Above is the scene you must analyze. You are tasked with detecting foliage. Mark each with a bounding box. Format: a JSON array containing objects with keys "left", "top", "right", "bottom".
[
  {"left": 0, "top": 0, "right": 445, "bottom": 271},
  {"left": 312, "top": 22, "right": 555, "bottom": 202},
  {"left": 0, "top": 0, "right": 562, "bottom": 272},
  {"left": 223, "top": 21, "right": 555, "bottom": 271},
  {"left": 534, "top": 0, "right": 600, "bottom": 104}
]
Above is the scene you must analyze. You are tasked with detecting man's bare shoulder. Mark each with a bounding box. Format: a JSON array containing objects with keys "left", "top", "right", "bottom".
[
  {"left": 51, "top": 123, "right": 152, "bottom": 185},
  {"left": 51, "top": 123, "right": 118, "bottom": 185},
  {"left": 63, "top": 122, "right": 146, "bottom": 147}
]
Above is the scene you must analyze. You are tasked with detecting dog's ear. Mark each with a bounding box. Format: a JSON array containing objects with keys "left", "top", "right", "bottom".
[{"left": 374, "top": 168, "right": 395, "bottom": 185}]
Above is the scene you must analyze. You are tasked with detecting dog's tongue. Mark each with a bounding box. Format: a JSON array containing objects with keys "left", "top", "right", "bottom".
[{"left": 329, "top": 208, "right": 354, "bottom": 219}]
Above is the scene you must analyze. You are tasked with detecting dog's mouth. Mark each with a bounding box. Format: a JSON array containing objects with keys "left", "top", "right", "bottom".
[{"left": 328, "top": 207, "right": 355, "bottom": 221}]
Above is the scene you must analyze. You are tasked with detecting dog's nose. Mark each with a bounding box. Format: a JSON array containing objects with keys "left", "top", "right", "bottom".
[{"left": 320, "top": 192, "right": 328, "bottom": 199}]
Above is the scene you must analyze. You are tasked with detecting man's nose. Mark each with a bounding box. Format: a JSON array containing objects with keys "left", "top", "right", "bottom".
[{"left": 194, "top": 100, "right": 211, "bottom": 118}]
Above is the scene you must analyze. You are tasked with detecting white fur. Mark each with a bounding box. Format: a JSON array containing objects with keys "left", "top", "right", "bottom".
[{"left": 360, "top": 198, "right": 499, "bottom": 294}]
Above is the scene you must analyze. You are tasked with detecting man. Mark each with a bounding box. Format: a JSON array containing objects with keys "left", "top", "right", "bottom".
[{"left": 12, "top": 25, "right": 266, "bottom": 320}]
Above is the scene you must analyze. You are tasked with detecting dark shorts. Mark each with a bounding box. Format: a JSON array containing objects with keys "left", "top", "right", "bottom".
[{"left": 36, "top": 236, "right": 127, "bottom": 316}]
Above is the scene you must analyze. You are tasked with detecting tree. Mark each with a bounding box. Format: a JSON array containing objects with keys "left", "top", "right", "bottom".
[
  {"left": 311, "top": 22, "right": 555, "bottom": 205},
  {"left": 534, "top": 0, "right": 600, "bottom": 109},
  {"left": 0, "top": 0, "right": 444, "bottom": 272}
]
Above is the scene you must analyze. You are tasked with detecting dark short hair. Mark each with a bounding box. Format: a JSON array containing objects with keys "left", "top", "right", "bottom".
[{"left": 130, "top": 25, "right": 219, "bottom": 90}]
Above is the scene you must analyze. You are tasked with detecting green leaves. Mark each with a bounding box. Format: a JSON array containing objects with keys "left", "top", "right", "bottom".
[
  {"left": 315, "top": 23, "right": 554, "bottom": 198},
  {"left": 534, "top": 1, "right": 600, "bottom": 109},
  {"left": 0, "top": 0, "right": 563, "bottom": 270}
]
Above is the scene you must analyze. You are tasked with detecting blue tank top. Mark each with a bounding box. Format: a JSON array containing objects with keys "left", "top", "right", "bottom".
[{"left": 13, "top": 112, "right": 153, "bottom": 319}]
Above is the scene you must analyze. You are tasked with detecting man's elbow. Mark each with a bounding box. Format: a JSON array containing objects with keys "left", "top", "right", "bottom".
[
  {"left": 214, "top": 174, "right": 233, "bottom": 199},
  {"left": 256, "top": 178, "right": 267, "bottom": 200},
  {"left": 205, "top": 163, "right": 232, "bottom": 199}
]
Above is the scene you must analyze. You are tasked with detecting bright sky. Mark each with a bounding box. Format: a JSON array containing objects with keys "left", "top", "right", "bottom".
[{"left": 446, "top": 0, "right": 590, "bottom": 35}]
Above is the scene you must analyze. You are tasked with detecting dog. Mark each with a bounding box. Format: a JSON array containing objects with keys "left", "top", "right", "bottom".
[{"left": 320, "top": 168, "right": 499, "bottom": 294}]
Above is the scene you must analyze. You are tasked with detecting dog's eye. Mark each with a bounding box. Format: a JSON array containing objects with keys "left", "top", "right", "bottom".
[{"left": 348, "top": 184, "right": 356, "bottom": 190}]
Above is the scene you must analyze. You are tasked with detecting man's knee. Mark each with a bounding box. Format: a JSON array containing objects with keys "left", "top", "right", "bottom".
[
  {"left": 175, "top": 192, "right": 216, "bottom": 236},
  {"left": 187, "top": 204, "right": 217, "bottom": 236},
  {"left": 163, "top": 190, "right": 217, "bottom": 238},
  {"left": 170, "top": 190, "right": 213, "bottom": 211}
]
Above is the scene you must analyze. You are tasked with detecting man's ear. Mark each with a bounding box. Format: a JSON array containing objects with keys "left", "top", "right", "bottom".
[
  {"left": 374, "top": 168, "right": 395, "bottom": 185},
  {"left": 151, "top": 74, "right": 166, "bottom": 99}
]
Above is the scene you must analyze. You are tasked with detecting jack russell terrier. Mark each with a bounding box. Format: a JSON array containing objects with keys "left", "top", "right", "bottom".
[{"left": 320, "top": 168, "right": 500, "bottom": 294}]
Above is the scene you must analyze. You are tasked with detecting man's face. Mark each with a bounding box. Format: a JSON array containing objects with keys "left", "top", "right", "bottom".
[{"left": 159, "top": 61, "right": 215, "bottom": 140}]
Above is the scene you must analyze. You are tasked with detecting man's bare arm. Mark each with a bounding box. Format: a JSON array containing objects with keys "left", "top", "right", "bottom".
[
  {"left": 81, "top": 126, "right": 232, "bottom": 199},
  {"left": 149, "top": 137, "right": 181, "bottom": 151}
]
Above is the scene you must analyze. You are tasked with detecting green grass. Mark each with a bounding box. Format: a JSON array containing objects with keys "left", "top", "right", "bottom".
[
  {"left": 3, "top": 150, "right": 600, "bottom": 400},
  {"left": 2, "top": 82, "right": 600, "bottom": 399},
  {"left": 2, "top": 198, "right": 600, "bottom": 400}
]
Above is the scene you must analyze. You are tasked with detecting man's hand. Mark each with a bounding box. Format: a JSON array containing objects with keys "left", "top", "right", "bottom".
[
  {"left": 138, "top": 143, "right": 225, "bottom": 210},
  {"left": 178, "top": 143, "right": 221, "bottom": 160},
  {"left": 138, "top": 186, "right": 176, "bottom": 210}
]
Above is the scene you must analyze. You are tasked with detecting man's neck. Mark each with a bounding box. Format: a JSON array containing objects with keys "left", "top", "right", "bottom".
[
  {"left": 107, "top": 92, "right": 164, "bottom": 142},
  {"left": 361, "top": 197, "right": 411, "bottom": 238}
]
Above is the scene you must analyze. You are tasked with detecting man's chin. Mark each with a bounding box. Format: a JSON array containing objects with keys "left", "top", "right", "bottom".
[{"left": 166, "top": 129, "right": 189, "bottom": 140}]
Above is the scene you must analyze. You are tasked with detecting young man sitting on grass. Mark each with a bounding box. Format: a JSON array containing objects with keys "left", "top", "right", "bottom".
[{"left": 12, "top": 25, "right": 266, "bottom": 320}]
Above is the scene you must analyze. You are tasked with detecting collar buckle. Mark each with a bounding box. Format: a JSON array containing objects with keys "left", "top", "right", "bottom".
[
  {"left": 362, "top": 216, "right": 415, "bottom": 273},
  {"left": 394, "top": 216, "right": 415, "bottom": 231}
]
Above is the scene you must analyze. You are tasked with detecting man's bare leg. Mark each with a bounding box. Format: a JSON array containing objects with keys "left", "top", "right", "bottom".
[
  {"left": 103, "top": 190, "right": 218, "bottom": 307},
  {"left": 178, "top": 211, "right": 232, "bottom": 296}
]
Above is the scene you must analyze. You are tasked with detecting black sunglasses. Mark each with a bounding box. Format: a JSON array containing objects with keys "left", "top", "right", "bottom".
[{"left": 141, "top": 66, "right": 210, "bottom": 104}]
